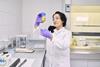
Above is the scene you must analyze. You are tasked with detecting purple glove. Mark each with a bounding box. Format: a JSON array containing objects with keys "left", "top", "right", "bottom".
[
  {"left": 34, "top": 18, "right": 41, "bottom": 27},
  {"left": 34, "top": 12, "right": 46, "bottom": 27},
  {"left": 40, "top": 29, "right": 52, "bottom": 39}
]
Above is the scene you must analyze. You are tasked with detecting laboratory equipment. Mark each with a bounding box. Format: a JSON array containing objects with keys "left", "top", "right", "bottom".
[
  {"left": 34, "top": 12, "right": 46, "bottom": 29},
  {"left": 15, "top": 35, "right": 34, "bottom": 53},
  {"left": 15, "top": 48, "right": 35, "bottom": 53},
  {"left": 0, "top": 39, "right": 10, "bottom": 51},
  {"left": 33, "top": 12, "right": 46, "bottom": 33},
  {"left": 0, "top": 52, "right": 11, "bottom": 66},
  {"left": 18, "top": 59, "right": 27, "bottom": 67},
  {"left": 16, "top": 35, "right": 27, "bottom": 48},
  {"left": 9, "top": 58, "right": 20, "bottom": 67},
  {"left": 0, "top": 55, "right": 6, "bottom": 66}
]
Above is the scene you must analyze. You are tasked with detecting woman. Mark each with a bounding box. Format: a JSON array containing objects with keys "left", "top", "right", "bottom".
[{"left": 41, "top": 11, "right": 72, "bottom": 67}]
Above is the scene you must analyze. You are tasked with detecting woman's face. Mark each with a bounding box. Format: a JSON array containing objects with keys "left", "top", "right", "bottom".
[{"left": 53, "top": 14, "right": 63, "bottom": 29}]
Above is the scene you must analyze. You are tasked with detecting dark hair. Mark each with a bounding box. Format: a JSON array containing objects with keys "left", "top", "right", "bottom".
[
  {"left": 52, "top": 11, "right": 67, "bottom": 27},
  {"left": 48, "top": 26, "right": 56, "bottom": 33}
]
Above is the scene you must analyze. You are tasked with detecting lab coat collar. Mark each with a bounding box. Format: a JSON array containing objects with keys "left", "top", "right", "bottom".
[{"left": 54, "top": 27, "right": 65, "bottom": 33}]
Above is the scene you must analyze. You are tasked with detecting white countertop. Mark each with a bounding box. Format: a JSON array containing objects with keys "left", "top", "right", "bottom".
[{"left": 1, "top": 49, "right": 45, "bottom": 67}]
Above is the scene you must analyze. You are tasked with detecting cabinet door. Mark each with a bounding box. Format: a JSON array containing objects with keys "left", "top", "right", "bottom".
[
  {"left": 88, "top": 60, "right": 100, "bottom": 67},
  {"left": 71, "top": 60, "right": 87, "bottom": 67}
]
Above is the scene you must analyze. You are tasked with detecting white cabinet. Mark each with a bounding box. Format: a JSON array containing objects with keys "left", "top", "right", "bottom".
[
  {"left": 71, "top": 54, "right": 100, "bottom": 67},
  {"left": 71, "top": 5, "right": 100, "bottom": 32},
  {"left": 71, "top": 60, "right": 87, "bottom": 67},
  {"left": 88, "top": 60, "right": 100, "bottom": 67},
  {"left": 72, "top": 0, "right": 100, "bottom": 5},
  {"left": 71, "top": 59, "right": 100, "bottom": 67}
]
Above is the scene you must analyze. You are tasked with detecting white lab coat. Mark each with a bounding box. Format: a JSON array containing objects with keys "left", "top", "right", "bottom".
[{"left": 45, "top": 27, "right": 72, "bottom": 67}]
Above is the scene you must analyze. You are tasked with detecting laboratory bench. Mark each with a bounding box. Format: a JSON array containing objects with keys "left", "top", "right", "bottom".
[
  {"left": 0, "top": 48, "right": 45, "bottom": 67},
  {"left": 70, "top": 46, "right": 100, "bottom": 67},
  {"left": 1, "top": 46, "right": 100, "bottom": 67},
  {"left": 13, "top": 49, "right": 45, "bottom": 67}
]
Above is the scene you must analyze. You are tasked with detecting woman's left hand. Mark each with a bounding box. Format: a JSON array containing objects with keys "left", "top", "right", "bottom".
[{"left": 40, "top": 29, "right": 52, "bottom": 39}]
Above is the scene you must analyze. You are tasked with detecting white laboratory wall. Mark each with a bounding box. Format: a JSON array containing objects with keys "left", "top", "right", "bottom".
[
  {"left": 65, "top": 0, "right": 71, "bottom": 4},
  {"left": 22, "top": 0, "right": 63, "bottom": 38},
  {"left": 0, "top": 0, "right": 22, "bottom": 39},
  {"left": 0, "top": 0, "right": 70, "bottom": 39}
]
